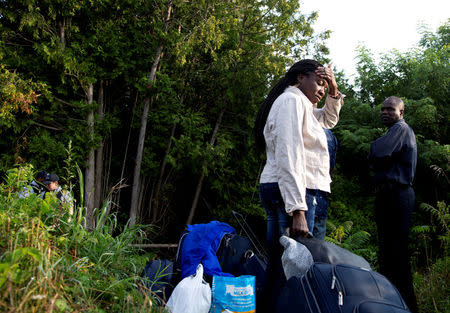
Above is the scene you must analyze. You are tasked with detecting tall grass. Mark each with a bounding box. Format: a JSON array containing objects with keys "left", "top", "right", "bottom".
[
  {"left": 0, "top": 165, "right": 166, "bottom": 312},
  {"left": 414, "top": 257, "right": 449, "bottom": 313},
  {"left": 412, "top": 201, "right": 450, "bottom": 313}
]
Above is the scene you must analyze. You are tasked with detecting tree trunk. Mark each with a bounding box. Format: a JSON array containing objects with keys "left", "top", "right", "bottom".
[
  {"left": 84, "top": 83, "right": 95, "bottom": 230},
  {"left": 186, "top": 108, "right": 225, "bottom": 225},
  {"left": 94, "top": 81, "right": 105, "bottom": 210},
  {"left": 129, "top": 96, "right": 150, "bottom": 226},
  {"left": 59, "top": 18, "right": 66, "bottom": 48},
  {"left": 129, "top": 2, "right": 172, "bottom": 226},
  {"left": 151, "top": 122, "right": 177, "bottom": 223}
]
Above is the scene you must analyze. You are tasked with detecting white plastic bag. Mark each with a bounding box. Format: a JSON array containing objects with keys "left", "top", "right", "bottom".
[
  {"left": 166, "top": 263, "right": 211, "bottom": 313},
  {"left": 280, "top": 235, "right": 314, "bottom": 279}
]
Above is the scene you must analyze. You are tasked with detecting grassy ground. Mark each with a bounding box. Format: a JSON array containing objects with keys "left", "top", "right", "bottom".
[{"left": 414, "top": 257, "right": 450, "bottom": 313}]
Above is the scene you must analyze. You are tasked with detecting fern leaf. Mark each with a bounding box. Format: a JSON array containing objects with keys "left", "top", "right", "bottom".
[{"left": 344, "top": 231, "right": 371, "bottom": 250}]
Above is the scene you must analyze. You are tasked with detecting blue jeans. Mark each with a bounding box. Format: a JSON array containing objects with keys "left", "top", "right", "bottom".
[
  {"left": 259, "top": 183, "right": 290, "bottom": 250},
  {"left": 259, "top": 183, "right": 291, "bottom": 312},
  {"left": 306, "top": 189, "right": 330, "bottom": 240},
  {"left": 260, "top": 183, "right": 317, "bottom": 242},
  {"left": 259, "top": 183, "right": 321, "bottom": 311}
]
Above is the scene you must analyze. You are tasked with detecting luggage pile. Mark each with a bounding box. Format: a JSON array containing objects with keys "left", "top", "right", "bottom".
[
  {"left": 140, "top": 212, "right": 412, "bottom": 313},
  {"left": 141, "top": 212, "right": 267, "bottom": 313}
]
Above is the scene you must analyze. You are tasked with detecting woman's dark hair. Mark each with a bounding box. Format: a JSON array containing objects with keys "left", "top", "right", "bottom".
[{"left": 253, "top": 59, "right": 323, "bottom": 152}]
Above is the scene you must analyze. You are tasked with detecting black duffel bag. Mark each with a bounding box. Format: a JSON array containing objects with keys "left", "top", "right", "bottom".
[
  {"left": 141, "top": 259, "right": 176, "bottom": 305},
  {"left": 216, "top": 233, "right": 252, "bottom": 274},
  {"left": 276, "top": 262, "right": 411, "bottom": 313}
]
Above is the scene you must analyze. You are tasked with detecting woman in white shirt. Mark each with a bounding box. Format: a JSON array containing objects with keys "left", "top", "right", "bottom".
[{"left": 254, "top": 59, "right": 343, "bottom": 309}]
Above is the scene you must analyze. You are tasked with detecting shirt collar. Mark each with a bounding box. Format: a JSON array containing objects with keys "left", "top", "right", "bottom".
[
  {"left": 389, "top": 118, "right": 405, "bottom": 128},
  {"left": 285, "top": 86, "right": 313, "bottom": 108}
]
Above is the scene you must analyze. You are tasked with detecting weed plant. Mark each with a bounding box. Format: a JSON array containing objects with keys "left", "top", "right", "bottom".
[
  {"left": 0, "top": 165, "right": 166, "bottom": 312},
  {"left": 412, "top": 201, "right": 450, "bottom": 313},
  {"left": 414, "top": 257, "right": 449, "bottom": 313},
  {"left": 325, "top": 219, "right": 377, "bottom": 267}
]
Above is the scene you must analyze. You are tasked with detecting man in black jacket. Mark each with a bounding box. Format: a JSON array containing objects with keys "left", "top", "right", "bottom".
[{"left": 368, "top": 96, "right": 418, "bottom": 313}]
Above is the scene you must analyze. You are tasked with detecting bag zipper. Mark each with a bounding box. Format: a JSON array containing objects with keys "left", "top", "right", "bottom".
[{"left": 331, "top": 267, "right": 345, "bottom": 307}]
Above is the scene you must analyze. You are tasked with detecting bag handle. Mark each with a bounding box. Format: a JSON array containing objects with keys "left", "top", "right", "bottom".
[{"left": 194, "top": 263, "right": 204, "bottom": 281}]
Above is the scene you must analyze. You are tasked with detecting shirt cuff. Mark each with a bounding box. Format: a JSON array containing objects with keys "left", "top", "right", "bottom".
[{"left": 286, "top": 205, "right": 308, "bottom": 215}]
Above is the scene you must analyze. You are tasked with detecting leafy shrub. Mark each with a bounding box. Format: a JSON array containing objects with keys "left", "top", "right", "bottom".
[
  {"left": 414, "top": 257, "right": 450, "bottom": 313},
  {"left": 0, "top": 164, "right": 164, "bottom": 312},
  {"left": 326, "top": 219, "right": 377, "bottom": 267}
]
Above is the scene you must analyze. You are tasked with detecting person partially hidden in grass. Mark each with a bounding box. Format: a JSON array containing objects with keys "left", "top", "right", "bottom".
[
  {"left": 42, "top": 173, "right": 74, "bottom": 217},
  {"left": 368, "top": 96, "right": 418, "bottom": 313},
  {"left": 19, "top": 170, "right": 48, "bottom": 198}
]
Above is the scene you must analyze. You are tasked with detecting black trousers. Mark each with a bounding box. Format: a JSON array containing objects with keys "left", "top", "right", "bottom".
[{"left": 375, "top": 183, "right": 418, "bottom": 313}]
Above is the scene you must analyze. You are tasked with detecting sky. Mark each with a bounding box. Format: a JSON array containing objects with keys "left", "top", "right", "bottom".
[{"left": 300, "top": 0, "right": 449, "bottom": 80}]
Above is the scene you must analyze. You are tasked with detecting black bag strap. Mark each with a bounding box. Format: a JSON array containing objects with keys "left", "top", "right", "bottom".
[
  {"left": 174, "top": 230, "right": 189, "bottom": 271},
  {"left": 231, "top": 210, "right": 268, "bottom": 263}
]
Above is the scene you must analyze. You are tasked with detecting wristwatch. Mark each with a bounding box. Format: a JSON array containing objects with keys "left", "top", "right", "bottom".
[{"left": 329, "top": 91, "right": 341, "bottom": 99}]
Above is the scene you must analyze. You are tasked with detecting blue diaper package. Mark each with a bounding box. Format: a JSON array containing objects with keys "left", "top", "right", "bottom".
[{"left": 210, "top": 275, "right": 255, "bottom": 313}]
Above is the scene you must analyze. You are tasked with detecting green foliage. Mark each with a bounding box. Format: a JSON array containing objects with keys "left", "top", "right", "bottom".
[
  {"left": 411, "top": 201, "right": 449, "bottom": 266},
  {"left": 414, "top": 257, "right": 450, "bottom": 313},
  {"left": 420, "top": 201, "right": 449, "bottom": 236},
  {"left": 405, "top": 98, "right": 440, "bottom": 139},
  {"left": 63, "top": 140, "right": 77, "bottom": 193},
  {"left": 418, "top": 141, "right": 450, "bottom": 174},
  {"left": 326, "top": 220, "right": 376, "bottom": 266},
  {"left": 354, "top": 21, "right": 449, "bottom": 141},
  {"left": 0, "top": 65, "right": 48, "bottom": 131},
  {"left": 0, "top": 164, "right": 160, "bottom": 312},
  {"left": 325, "top": 169, "right": 377, "bottom": 235}
]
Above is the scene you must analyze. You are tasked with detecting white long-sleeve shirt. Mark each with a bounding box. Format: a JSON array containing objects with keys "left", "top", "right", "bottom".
[{"left": 259, "top": 86, "right": 343, "bottom": 214}]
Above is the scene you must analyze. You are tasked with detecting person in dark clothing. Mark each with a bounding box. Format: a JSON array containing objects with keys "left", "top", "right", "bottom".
[
  {"left": 368, "top": 96, "right": 418, "bottom": 313},
  {"left": 31, "top": 171, "right": 48, "bottom": 193},
  {"left": 309, "top": 128, "right": 338, "bottom": 239},
  {"left": 19, "top": 170, "right": 48, "bottom": 198},
  {"left": 42, "top": 173, "right": 74, "bottom": 216}
]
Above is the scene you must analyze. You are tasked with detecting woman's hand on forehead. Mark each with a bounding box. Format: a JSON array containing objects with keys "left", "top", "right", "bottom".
[{"left": 315, "top": 63, "right": 338, "bottom": 95}]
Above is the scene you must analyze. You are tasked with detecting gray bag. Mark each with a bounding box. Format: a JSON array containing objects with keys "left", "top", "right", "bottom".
[
  {"left": 280, "top": 236, "right": 314, "bottom": 279},
  {"left": 294, "top": 236, "right": 372, "bottom": 270}
]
